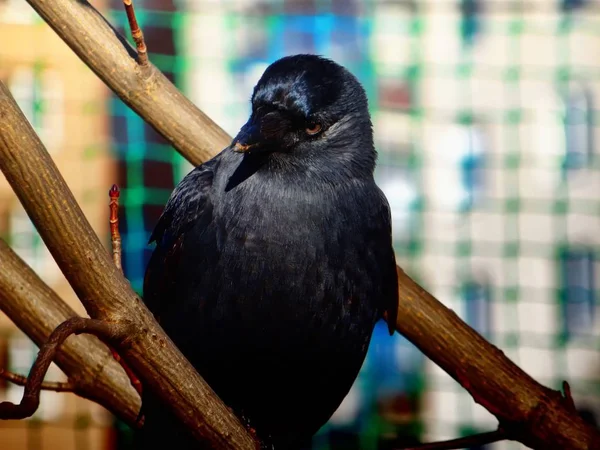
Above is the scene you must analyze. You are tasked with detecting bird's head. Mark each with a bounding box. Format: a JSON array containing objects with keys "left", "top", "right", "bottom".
[{"left": 232, "top": 54, "right": 376, "bottom": 174}]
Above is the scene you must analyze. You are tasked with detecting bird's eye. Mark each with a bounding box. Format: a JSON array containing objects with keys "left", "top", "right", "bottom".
[{"left": 305, "top": 122, "right": 322, "bottom": 136}]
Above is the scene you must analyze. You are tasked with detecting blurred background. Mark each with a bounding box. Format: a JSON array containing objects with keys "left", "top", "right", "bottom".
[{"left": 1, "top": 0, "right": 599, "bottom": 449}]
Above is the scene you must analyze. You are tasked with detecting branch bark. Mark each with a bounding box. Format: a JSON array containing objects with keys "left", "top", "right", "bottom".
[
  {"left": 0, "top": 370, "right": 75, "bottom": 393},
  {"left": 0, "top": 239, "right": 141, "bottom": 424},
  {"left": 0, "top": 81, "right": 256, "bottom": 449},
  {"left": 4, "top": 0, "right": 600, "bottom": 448},
  {"left": 24, "top": 0, "right": 229, "bottom": 167},
  {"left": 394, "top": 267, "right": 600, "bottom": 449}
]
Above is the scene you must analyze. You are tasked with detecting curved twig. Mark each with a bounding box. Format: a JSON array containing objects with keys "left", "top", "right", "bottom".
[
  {"left": 0, "top": 317, "right": 132, "bottom": 420},
  {"left": 0, "top": 239, "right": 142, "bottom": 425}
]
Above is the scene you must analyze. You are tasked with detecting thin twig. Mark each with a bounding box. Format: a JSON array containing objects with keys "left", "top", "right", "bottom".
[
  {"left": 108, "top": 184, "right": 144, "bottom": 424},
  {"left": 109, "top": 184, "right": 122, "bottom": 271},
  {"left": 108, "top": 184, "right": 143, "bottom": 397},
  {"left": 0, "top": 369, "right": 74, "bottom": 392},
  {"left": 400, "top": 429, "right": 507, "bottom": 450},
  {"left": 122, "top": 0, "right": 148, "bottom": 65},
  {"left": 109, "top": 349, "right": 143, "bottom": 397},
  {"left": 563, "top": 380, "right": 577, "bottom": 412},
  {"left": 0, "top": 317, "right": 131, "bottom": 420}
]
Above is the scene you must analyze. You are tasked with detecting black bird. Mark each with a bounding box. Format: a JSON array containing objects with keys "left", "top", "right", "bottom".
[{"left": 137, "top": 54, "right": 399, "bottom": 449}]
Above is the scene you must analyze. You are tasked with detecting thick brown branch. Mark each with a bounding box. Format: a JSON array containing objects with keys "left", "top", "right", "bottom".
[
  {"left": 0, "top": 79, "right": 255, "bottom": 448},
  {"left": 25, "top": 0, "right": 230, "bottom": 167},
  {"left": 122, "top": 0, "right": 148, "bottom": 65},
  {"left": 0, "top": 239, "right": 141, "bottom": 425},
  {"left": 0, "top": 317, "right": 131, "bottom": 419},
  {"left": 0, "top": 369, "right": 74, "bottom": 392},
  {"left": 394, "top": 267, "right": 600, "bottom": 449}
]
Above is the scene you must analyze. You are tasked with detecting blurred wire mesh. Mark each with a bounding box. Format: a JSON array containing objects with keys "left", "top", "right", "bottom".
[{"left": 1, "top": 0, "right": 600, "bottom": 449}]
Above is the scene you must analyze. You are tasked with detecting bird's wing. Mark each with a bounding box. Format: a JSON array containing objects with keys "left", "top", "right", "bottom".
[
  {"left": 372, "top": 187, "right": 399, "bottom": 335},
  {"left": 143, "top": 156, "right": 219, "bottom": 319}
]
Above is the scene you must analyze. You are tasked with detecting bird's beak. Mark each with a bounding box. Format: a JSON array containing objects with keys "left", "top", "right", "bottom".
[{"left": 232, "top": 121, "right": 263, "bottom": 154}]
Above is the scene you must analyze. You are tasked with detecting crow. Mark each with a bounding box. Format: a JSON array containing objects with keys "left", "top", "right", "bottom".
[{"left": 137, "top": 54, "right": 399, "bottom": 449}]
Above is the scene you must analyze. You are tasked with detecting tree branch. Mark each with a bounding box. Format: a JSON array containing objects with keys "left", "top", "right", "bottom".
[
  {"left": 0, "top": 369, "right": 75, "bottom": 392},
  {"left": 393, "top": 267, "right": 600, "bottom": 449},
  {"left": 0, "top": 239, "right": 141, "bottom": 425},
  {"left": 25, "top": 0, "right": 229, "bottom": 167},
  {"left": 7, "top": 1, "right": 600, "bottom": 448},
  {"left": 0, "top": 317, "right": 132, "bottom": 419},
  {"left": 0, "top": 81, "right": 256, "bottom": 449}
]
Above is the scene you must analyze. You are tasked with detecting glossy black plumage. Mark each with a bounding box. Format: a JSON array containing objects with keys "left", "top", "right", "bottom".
[{"left": 137, "top": 54, "right": 399, "bottom": 449}]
